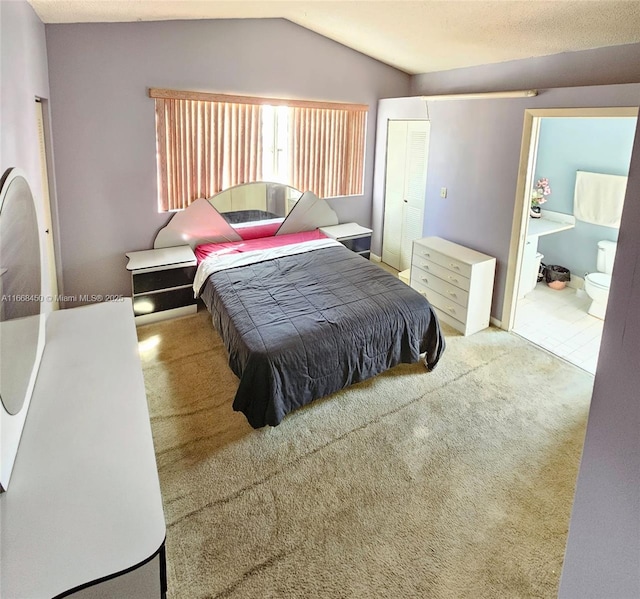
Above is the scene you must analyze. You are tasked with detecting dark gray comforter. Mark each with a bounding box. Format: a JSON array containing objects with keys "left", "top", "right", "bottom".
[{"left": 200, "top": 245, "right": 445, "bottom": 428}]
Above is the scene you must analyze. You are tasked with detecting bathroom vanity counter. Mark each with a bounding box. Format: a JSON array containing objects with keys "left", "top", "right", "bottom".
[
  {"left": 527, "top": 210, "right": 575, "bottom": 238},
  {"left": 519, "top": 210, "right": 576, "bottom": 298}
]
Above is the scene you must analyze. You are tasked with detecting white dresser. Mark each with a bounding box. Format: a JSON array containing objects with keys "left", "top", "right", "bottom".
[{"left": 411, "top": 237, "right": 496, "bottom": 335}]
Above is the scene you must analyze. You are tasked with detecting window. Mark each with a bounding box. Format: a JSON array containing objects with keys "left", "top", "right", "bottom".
[
  {"left": 150, "top": 89, "right": 367, "bottom": 212},
  {"left": 261, "top": 105, "right": 289, "bottom": 184}
]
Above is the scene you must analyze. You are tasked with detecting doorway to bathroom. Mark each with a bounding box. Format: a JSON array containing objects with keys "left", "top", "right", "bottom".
[{"left": 503, "top": 107, "right": 638, "bottom": 374}]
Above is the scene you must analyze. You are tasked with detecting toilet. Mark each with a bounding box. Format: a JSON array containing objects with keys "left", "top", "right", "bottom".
[{"left": 584, "top": 240, "right": 617, "bottom": 319}]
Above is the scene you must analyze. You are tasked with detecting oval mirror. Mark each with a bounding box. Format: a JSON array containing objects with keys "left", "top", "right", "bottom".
[
  {"left": 0, "top": 169, "right": 43, "bottom": 414},
  {"left": 208, "top": 181, "right": 303, "bottom": 224}
]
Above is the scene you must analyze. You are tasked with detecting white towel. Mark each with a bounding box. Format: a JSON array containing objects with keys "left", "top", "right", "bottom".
[{"left": 574, "top": 170, "right": 627, "bottom": 228}]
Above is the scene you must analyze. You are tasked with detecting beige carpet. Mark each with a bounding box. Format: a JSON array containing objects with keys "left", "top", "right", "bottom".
[{"left": 137, "top": 310, "right": 594, "bottom": 599}]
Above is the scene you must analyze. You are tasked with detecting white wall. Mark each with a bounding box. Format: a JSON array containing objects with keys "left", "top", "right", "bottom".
[
  {"left": 411, "top": 42, "right": 640, "bottom": 96},
  {"left": 45, "top": 19, "right": 410, "bottom": 306},
  {"left": 558, "top": 116, "right": 640, "bottom": 599},
  {"left": 0, "top": 0, "right": 56, "bottom": 309}
]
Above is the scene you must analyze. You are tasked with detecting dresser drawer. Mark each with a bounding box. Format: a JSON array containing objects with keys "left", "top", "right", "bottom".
[
  {"left": 133, "top": 287, "right": 197, "bottom": 316},
  {"left": 132, "top": 265, "right": 197, "bottom": 294},
  {"left": 417, "top": 286, "right": 469, "bottom": 323},
  {"left": 412, "top": 244, "right": 472, "bottom": 279},
  {"left": 431, "top": 306, "right": 467, "bottom": 334},
  {"left": 411, "top": 254, "right": 471, "bottom": 292},
  {"left": 341, "top": 235, "right": 371, "bottom": 253},
  {"left": 411, "top": 267, "right": 469, "bottom": 308}
]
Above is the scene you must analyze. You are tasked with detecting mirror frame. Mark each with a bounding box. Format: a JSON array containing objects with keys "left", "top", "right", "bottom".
[{"left": 0, "top": 168, "right": 47, "bottom": 492}]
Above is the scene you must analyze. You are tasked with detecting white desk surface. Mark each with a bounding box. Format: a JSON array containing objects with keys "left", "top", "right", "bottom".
[
  {"left": 126, "top": 245, "right": 196, "bottom": 271},
  {"left": 319, "top": 222, "right": 372, "bottom": 239},
  {"left": 0, "top": 301, "right": 166, "bottom": 598}
]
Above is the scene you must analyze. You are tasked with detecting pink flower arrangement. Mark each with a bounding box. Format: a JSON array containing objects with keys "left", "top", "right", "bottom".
[{"left": 531, "top": 178, "right": 552, "bottom": 207}]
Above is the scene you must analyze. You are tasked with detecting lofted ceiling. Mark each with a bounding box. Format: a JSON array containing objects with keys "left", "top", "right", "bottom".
[{"left": 27, "top": 1, "right": 640, "bottom": 75}]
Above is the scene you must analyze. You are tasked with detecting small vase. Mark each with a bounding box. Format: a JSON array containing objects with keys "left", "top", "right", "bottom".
[{"left": 530, "top": 205, "right": 541, "bottom": 218}]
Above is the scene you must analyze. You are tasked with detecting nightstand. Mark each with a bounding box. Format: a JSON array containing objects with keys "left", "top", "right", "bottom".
[
  {"left": 126, "top": 245, "right": 198, "bottom": 325},
  {"left": 319, "top": 223, "right": 373, "bottom": 259}
]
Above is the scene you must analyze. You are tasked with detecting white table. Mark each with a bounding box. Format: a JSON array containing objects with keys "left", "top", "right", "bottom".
[
  {"left": 319, "top": 222, "right": 373, "bottom": 259},
  {"left": 0, "top": 301, "right": 166, "bottom": 598}
]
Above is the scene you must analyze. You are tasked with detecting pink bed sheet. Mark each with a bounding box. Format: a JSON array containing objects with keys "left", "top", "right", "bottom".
[
  {"left": 235, "top": 221, "right": 282, "bottom": 240},
  {"left": 195, "top": 229, "right": 328, "bottom": 264}
]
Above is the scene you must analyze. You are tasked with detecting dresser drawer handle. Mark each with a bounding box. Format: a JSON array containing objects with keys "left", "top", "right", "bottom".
[
  {"left": 448, "top": 291, "right": 457, "bottom": 298},
  {"left": 423, "top": 252, "right": 430, "bottom": 258},
  {"left": 447, "top": 306, "right": 457, "bottom": 313},
  {"left": 421, "top": 277, "right": 428, "bottom": 284},
  {"left": 450, "top": 263, "right": 461, "bottom": 270},
  {"left": 448, "top": 276, "right": 459, "bottom": 284}
]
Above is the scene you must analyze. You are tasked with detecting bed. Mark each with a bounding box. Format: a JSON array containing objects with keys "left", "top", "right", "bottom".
[{"left": 155, "top": 182, "right": 445, "bottom": 428}]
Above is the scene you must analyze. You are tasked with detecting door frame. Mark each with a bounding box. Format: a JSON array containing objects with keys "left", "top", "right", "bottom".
[
  {"left": 501, "top": 106, "right": 639, "bottom": 331},
  {"left": 35, "top": 97, "right": 62, "bottom": 307}
]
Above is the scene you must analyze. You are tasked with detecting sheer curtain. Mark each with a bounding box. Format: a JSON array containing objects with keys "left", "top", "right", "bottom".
[
  {"left": 155, "top": 99, "right": 263, "bottom": 211},
  {"left": 288, "top": 106, "right": 366, "bottom": 198}
]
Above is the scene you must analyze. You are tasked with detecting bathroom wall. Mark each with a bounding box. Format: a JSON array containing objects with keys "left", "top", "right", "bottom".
[{"left": 535, "top": 117, "right": 636, "bottom": 278}]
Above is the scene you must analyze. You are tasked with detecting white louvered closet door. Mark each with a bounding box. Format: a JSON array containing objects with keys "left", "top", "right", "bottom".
[
  {"left": 399, "top": 121, "right": 430, "bottom": 271},
  {"left": 382, "top": 120, "right": 430, "bottom": 271},
  {"left": 381, "top": 121, "right": 407, "bottom": 269}
]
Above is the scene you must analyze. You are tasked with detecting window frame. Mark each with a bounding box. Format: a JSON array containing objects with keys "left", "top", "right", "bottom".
[{"left": 149, "top": 88, "right": 368, "bottom": 211}]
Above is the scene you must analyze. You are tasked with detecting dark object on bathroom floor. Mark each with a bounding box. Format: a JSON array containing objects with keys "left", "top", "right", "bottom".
[
  {"left": 546, "top": 265, "right": 571, "bottom": 290},
  {"left": 538, "top": 263, "right": 547, "bottom": 283}
]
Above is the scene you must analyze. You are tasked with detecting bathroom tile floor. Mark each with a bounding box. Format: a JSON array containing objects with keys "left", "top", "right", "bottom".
[{"left": 513, "top": 282, "right": 604, "bottom": 375}]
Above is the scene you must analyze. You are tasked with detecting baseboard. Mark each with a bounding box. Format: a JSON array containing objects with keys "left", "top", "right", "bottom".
[
  {"left": 490, "top": 316, "right": 503, "bottom": 329},
  {"left": 568, "top": 274, "right": 584, "bottom": 290},
  {"left": 370, "top": 253, "right": 382, "bottom": 263}
]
